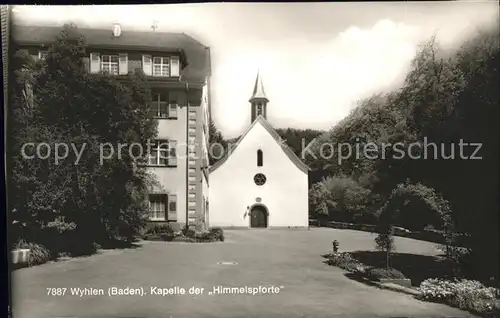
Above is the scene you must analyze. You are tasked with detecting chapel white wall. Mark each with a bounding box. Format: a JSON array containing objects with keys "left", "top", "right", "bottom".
[{"left": 209, "top": 122, "right": 308, "bottom": 228}]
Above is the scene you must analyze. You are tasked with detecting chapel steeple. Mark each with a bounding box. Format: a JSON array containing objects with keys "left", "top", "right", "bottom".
[{"left": 249, "top": 70, "right": 269, "bottom": 123}]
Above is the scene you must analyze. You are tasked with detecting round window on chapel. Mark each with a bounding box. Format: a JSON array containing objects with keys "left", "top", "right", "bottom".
[{"left": 254, "top": 173, "right": 267, "bottom": 186}]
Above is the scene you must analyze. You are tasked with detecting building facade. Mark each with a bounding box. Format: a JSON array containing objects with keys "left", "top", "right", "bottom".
[
  {"left": 10, "top": 23, "right": 211, "bottom": 229},
  {"left": 209, "top": 73, "right": 309, "bottom": 229}
]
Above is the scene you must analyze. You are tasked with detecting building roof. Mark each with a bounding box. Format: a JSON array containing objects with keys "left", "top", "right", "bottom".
[
  {"left": 209, "top": 115, "right": 310, "bottom": 174},
  {"left": 249, "top": 70, "right": 268, "bottom": 102},
  {"left": 10, "top": 24, "right": 210, "bottom": 83}
]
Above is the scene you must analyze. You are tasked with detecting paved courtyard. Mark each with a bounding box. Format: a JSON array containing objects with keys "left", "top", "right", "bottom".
[{"left": 12, "top": 228, "right": 474, "bottom": 318}]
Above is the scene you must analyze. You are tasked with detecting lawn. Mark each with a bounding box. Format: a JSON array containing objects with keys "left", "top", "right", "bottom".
[{"left": 11, "top": 228, "right": 473, "bottom": 317}]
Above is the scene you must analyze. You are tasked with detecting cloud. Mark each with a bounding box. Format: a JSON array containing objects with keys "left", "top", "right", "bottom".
[{"left": 213, "top": 19, "right": 422, "bottom": 137}]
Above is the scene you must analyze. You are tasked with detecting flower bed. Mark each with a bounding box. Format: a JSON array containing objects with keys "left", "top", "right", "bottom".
[
  {"left": 143, "top": 226, "right": 224, "bottom": 243},
  {"left": 419, "top": 278, "right": 500, "bottom": 315},
  {"left": 324, "top": 252, "right": 412, "bottom": 287},
  {"left": 324, "top": 252, "right": 368, "bottom": 274}
]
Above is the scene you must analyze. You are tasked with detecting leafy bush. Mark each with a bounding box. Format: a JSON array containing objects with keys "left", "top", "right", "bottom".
[
  {"left": 326, "top": 252, "right": 356, "bottom": 266},
  {"left": 182, "top": 226, "right": 197, "bottom": 238},
  {"left": 192, "top": 228, "right": 225, "bottom": 243},
  {"left": 14, "top": 239, "right": 52, "bottom": 266},
  {"left": 8, "top": 25, "right": 157, "bottom": 259},
  {"left": 145, "top": 224, "right": 175, "bottom": 236},
  {"left": 419, "top": 278, "right": 499, "bottom": 314},
  {"left": 309, "top": 176, "right": 372, "bottom": 223},
  {"left": 365, "top": 267, "right": 407, "bottom": 280},
  {"left": 325, "top": 252, "right": 367, "bottom": 274},
  {"left": 377, "top": 182, "right": 450, "bottom": 232},
  {"left": 209, "top": 227, "right": 224, "bottom": 242}
]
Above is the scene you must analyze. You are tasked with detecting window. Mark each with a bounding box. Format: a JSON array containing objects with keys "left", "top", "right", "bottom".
[
  {"left": 143, "top": 55, "right": 180, "bottom": 77},
  {"left": 148, "top": 140, "right": 169, "bottom": 166},
  {"left": 189, "top": 111, "right": 197, "bottom": 118},
  {"left": 149, "top": 194, "right": 166, "bottom": 221},
  {"left": 257, "top": 149, "right": 263, "bottom": 167},
  {"left": 151, "top": 91, "right": 168, "bottom": 118},
  {"left": 38, "top": 50, "right": 48, "bottom": 60},
  {"left": 256, "top": 104, "right": 263, "bottom": 116},
  {"left": 189, "top": 119, "right": 197, "bottom": 125},
  {"left": 254, "top": 173, "right": 267, "bottom": 186},
  {"left": 101, "top": 55, "right": 119, "bottom": 75},
  {"left": 153, "top": 57, "right": 170, "bottom": 77}
]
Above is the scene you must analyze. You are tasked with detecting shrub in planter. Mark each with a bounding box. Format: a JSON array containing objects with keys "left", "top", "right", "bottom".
[
  {"left": 419, "top": 278, "right": 499, "bottom": 314},
  {"left": 365, "top": 267, "right": 407, "bottom": 281},
  {"left": 14, "top": 240, "right": 52, "bottom": 266}
]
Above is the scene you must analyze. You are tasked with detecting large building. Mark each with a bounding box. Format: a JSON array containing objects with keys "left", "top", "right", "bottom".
[
  {"left": 209, "top": 72, "right": 309, "bottom": 228},
  {"left": 10, "top": 22, "right": 211, "bottom": 229}
]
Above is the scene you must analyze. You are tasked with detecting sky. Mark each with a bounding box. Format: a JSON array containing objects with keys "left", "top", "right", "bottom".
[{"left": 12, "top": 2, "right": 499, "bottom": 138}]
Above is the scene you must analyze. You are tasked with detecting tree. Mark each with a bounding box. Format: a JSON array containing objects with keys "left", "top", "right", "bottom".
[
  {"left": 305, "top": 22, "right": 498, "bottom": 282},
  {"left": 375, "top": 181, "right": 451, "bottom": 269},
  {"left": 8, "top": 24, "right": 158, "bottom": 255},
  {"left": 376, "top": 181, "right": 450, "bottom": 231},
  {"left": 208, "top": 118, "right": 227, "bottom": 165},
  {"left": 309, "top": 175, "right": 373, "bottom": 223},
  {"left": 274, "top": 127, "right": 324, "bottom": 160}
]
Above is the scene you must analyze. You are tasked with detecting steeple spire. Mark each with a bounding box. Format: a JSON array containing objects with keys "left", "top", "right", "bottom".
[
  {"left": 249, "top": 70, "right": 269, "bottom": 102},
  {"left": 249, "top": 70, "right": 269, "bottom": 123}
]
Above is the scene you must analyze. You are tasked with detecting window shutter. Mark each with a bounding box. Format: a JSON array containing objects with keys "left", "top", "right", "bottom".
[
  {"left": 168, "top": 103, "right": 178, "bottom": 119},
  {"left": 142, "top": 54, "right": 152, "bottom": 75},
  {"left": 167, "top": 194, "right": 177, "bottom": 221},
  {"left": 168, "top": 92, "right": 178, "bottom": 119},
  {"left": 119, "top": 53, "right": 128, "bottom": 75},
  {"left": 170, "top": 56, "right": 180, "bottom": 77},
  {"left": 90, "top": 53, "right": 100, "bottom": 73},
  {"left": 168, "top": 140, "right": 177, "bottom": 166}
]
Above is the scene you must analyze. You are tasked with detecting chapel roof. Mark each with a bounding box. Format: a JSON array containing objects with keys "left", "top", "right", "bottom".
[
  {"left": 209, "top": 115, "right": 310, "bottom": 174},
  {"left": 11, "top": 24, "right": 211, "bottom": 83}
]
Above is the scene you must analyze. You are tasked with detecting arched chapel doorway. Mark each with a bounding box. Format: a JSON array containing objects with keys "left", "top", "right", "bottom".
[{"left": 250, "top": 204, "right": 268, "bottom": 228}]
